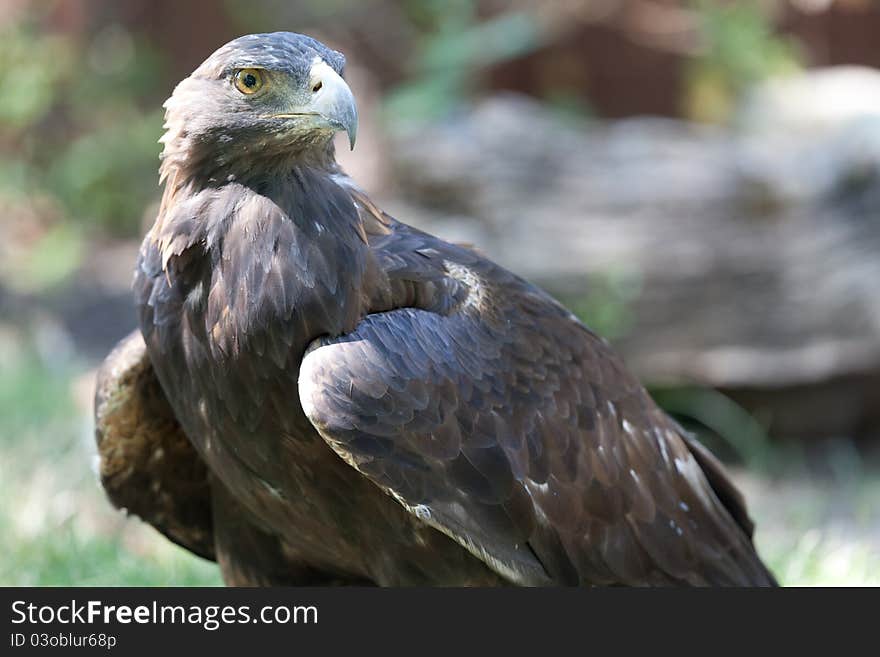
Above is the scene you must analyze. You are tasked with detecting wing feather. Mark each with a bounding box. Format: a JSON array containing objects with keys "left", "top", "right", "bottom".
[
  {"left": 299, "top": 224, "right": 776, "bottom": 586},
  {"left": 94, "top": 330, "right": 215, "bottom": 560}
]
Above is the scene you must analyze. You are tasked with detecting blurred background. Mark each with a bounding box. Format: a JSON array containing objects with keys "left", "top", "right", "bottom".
[{"left": 1, "top": 0, "right": 879, "bottom": 586}]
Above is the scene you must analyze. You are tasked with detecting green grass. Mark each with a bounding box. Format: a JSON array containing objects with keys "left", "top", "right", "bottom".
[
  {"left": 0, "top": 340, "right": 221, "bottom": 586},
  {"left": 0, "top": 329, "right": 877, "bottom": 586},
  {"left": 0, "top": 520, "right": 220, "bottom": 587}
]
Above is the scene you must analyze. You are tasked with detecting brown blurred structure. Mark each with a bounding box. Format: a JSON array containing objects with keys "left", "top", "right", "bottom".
[
  {"left": 490, "top": 0, "right": 880, "bottom": 117},
  {"left": 26, "top": 0, "right": 880, "bottom": 118}
]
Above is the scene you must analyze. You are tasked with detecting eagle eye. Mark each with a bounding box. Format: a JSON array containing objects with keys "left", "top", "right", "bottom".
[{"left": 233, "top": 68, "right": 265, "bottom": 95}]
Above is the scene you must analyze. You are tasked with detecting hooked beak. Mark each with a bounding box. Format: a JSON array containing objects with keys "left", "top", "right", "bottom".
[{"left": 271, "top": 60, "right": 358, "bottom": 150}]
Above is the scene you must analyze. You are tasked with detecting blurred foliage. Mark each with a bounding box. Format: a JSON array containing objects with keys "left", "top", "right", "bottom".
[
  {"left": 4, "top": 223, "right": 86, "bottom": 294},
  {"left": 650, "top": 384, "right": 777, "bottom": 468},
  {"left": 685, "top": 0, "right": 802, "bottom": 123},
  {"left": 0, "top": 10, "right": 165, "bottom": 244},
  {"left": 384, "top": 0, "right": 542, "bottom": 121},
  {"left": 566, "top": 268, "right": 643, "bottom": 342}
]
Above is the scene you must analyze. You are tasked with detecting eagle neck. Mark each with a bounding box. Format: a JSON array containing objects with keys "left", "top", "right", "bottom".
[
  {"left": 158, "top": 128, "right": 339, "bottom": 210},
  {"left": 144, "top": 162, "right": 370, "bottom": 369}
]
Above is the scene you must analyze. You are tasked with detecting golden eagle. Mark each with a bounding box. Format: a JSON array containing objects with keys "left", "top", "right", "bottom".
[{"left": 95, "top": 32, "right": 776, "bottom": 586}]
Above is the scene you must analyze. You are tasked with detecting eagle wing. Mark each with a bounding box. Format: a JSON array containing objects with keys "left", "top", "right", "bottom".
[
  {"left": 299, "top": 221, "right": 775, "bottom": 586},
  {"left": 94, "top": 330, "right": 215, "bottom": 560}
]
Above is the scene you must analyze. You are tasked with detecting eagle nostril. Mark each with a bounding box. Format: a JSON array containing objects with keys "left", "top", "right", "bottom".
[{"left": 312, "top": 81, "right": 323, "bottom": 93}]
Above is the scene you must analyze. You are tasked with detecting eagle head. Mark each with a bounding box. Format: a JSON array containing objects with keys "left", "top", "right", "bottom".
[{"left": 159, "top": 32, "right": 357, "bottom": 182}]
